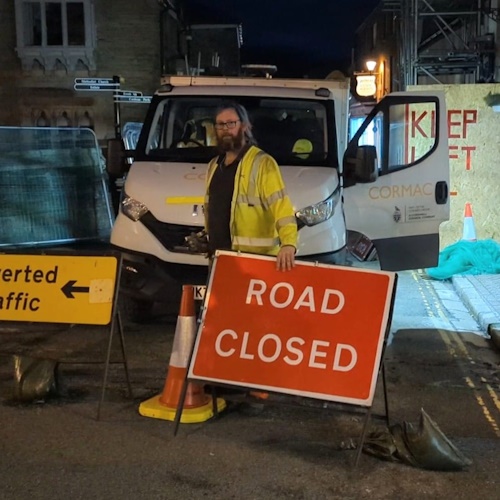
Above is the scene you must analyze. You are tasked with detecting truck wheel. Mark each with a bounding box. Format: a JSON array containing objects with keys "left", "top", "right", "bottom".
[{"left": 118, "top": 295, "right": 154, "bottom": 323}]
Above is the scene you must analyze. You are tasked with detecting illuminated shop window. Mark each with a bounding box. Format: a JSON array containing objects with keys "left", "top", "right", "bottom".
[{"left": 15, "top": 0, "right": 96, "bottom": 71}]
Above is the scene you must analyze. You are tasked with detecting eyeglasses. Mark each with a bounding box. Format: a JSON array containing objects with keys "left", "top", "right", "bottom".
[{"left": 214, "top": 120, "right": 240, "bottom": 130}]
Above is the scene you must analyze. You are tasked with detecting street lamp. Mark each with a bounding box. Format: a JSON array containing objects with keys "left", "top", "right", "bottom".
[{"left": 365, "top": 59, "right": 377, "bottom": 72}]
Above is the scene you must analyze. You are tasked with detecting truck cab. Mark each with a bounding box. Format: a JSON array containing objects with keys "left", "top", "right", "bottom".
[{"left": 110, "top": 76, "right": 449, "bottom": 319}]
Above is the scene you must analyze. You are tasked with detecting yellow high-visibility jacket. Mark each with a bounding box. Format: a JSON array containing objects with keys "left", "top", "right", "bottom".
[{"left": 204, "top": 145, "right": 297, "bottom": 255}]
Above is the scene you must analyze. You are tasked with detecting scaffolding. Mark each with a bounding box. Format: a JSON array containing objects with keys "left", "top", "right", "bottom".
[{"left": 384, "top": 0, "right": 498, "bottom": 87}]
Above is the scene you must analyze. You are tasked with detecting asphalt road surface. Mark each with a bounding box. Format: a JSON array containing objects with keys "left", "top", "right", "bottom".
[{"left": 0, "top": 269, "right": 499, "bottom": 499}]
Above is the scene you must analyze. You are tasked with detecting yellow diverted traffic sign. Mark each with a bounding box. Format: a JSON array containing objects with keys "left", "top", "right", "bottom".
[{"left": 0, "top": 254, "right": 118, "bottom": 325}]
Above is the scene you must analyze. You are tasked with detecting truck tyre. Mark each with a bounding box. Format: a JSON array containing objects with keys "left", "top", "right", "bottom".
[{"left": 118, "top": 295, "right": 154, "bottom": 323}]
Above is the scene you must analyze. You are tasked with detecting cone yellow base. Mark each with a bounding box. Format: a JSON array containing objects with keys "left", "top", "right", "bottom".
[{"left": 139, "top": 394, "right": 226, "bottom": 423}]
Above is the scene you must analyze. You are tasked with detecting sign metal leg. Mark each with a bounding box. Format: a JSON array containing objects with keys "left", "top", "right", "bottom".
[
  {"left": 173, "top": 286, "right": 210, "bottom": 435},
  {"left": 117, "top": 310, "right": 133, "bottom": 398},
  {"left": 173, "top": 372, "right": 190, "bottom": 436},
  {"left": 382, "top": 362, "right": 390, "bottom": 426},
  {"left": 210, "top": 385, "right": 219, "bottom": 418},
  {"left": 354, "top": 406, "right": 373, "bottom": 468},
  {"left": 96, "top": 309, "right": 118, "bottom": 421}
]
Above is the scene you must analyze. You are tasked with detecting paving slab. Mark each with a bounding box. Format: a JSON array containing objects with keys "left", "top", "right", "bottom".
[{"left": 451, "top": 274, "right": 500, "bottom": 334}]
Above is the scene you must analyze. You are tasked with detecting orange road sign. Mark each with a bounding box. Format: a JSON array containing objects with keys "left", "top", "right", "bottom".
[
  {"left": 188, "top": 251, "right": 396, "bottom": 406},
  {"left": 0, "top": 254, "right": 118, "bottom": 325}
]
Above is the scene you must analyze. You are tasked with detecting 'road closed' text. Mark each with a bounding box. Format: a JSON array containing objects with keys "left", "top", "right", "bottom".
[
  {"left": 245, "top": 279, "right": 345, "bottom": 314},
  {"left": 215, "top": 330, "right": 357, "bottom": 372}
]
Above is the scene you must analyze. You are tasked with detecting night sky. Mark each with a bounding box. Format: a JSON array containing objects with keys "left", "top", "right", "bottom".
[{"left": 183, "top": 0, "right": 380, "bottom": 77}]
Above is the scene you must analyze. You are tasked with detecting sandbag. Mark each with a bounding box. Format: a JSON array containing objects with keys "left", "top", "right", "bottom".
[
  {"left": 402, "top": 408, "right": 472, "bottom": 471},
  {"left": 390, "top": 423, "right": 420, "bottom": 467},
  {"left": 12, "top": 355, "right": 58, "bottom": 402},
  {"left": 363, "top": 408, "right": 471, "bottom": 471},
  {"left": 362, "top": 426, "right": 398, "bottom": 462},
  {"left": 363, "top": 424, "right": 418, "bottom": 467}
]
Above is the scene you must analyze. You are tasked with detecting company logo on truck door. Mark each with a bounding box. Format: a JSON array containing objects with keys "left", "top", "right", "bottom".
[{"left": 369, "top": 183, "right": 433, "bottom": 199}]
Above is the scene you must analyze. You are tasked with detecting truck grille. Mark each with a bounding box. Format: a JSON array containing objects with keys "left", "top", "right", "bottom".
[{"left": 140, "top": 212, "right": 203, "bottom": 253}]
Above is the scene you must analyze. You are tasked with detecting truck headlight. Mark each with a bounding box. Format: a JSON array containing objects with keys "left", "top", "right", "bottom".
[
  {"left": 121, "top": 194, "right": 149, "bottom": 221},
  {"left": 295, "top": 187, "right": 341, "bottom": 227}
]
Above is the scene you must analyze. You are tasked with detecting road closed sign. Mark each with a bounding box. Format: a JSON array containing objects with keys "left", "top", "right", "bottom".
[
  {"left": 0, "top": 254, "right": 118, "bottom": 325},
  {"left": 188, "top": 251, "right": 396, "bottom": 406}
]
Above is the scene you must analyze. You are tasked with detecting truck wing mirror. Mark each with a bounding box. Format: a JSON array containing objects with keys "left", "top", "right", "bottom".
[
  {"left": 106, "top": 138, "right": 135, "bottom": 177},
  {"left": 343, "top": 145, "right": 378, "bottom": 186}
]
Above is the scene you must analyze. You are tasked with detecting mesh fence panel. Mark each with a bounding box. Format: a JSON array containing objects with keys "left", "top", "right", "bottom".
[{"left": 0, "top": 127, "right": 113, "bottom": 247}]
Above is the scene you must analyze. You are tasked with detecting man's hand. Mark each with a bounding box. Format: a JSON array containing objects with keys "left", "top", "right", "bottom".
[{"left": 276, "top": 245, "right": 296, "bottom": 271}]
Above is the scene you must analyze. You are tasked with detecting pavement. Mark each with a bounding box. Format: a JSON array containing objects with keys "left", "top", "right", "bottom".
[{"left": 451, "top": 273, "right": 500, "bottom": 348}]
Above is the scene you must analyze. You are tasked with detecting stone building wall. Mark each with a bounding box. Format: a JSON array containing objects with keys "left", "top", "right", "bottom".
[
  {"left": 0, "top": 0, "right": 25, "bottom": 127},
  {"left": 0, "top": 0, "right": 172, "bottom": 141}
]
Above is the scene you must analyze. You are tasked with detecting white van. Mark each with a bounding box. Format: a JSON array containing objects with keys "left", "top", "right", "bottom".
[{"left": 110, "top": 76, "right": 449, "bottom": 319}]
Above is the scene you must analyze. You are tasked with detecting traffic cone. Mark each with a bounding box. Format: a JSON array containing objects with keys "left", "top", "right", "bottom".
[
  {"left": 139, "top": 285, "right": 226, "bottom": 423},
  {"left": 462, "top": 202, "right": 477, "bottom": 241},
  {"left": 249, "top": 391, "right": 269, "bottom": 400}
]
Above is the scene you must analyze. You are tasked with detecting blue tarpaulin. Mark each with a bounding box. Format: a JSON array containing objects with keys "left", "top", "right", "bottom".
[{"left": 426, "top": 239, "right": 500, "bottom": 280}]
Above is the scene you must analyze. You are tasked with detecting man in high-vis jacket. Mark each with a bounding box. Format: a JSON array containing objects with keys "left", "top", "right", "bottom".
[{"left": 204, "top": 102, "right": 297, "bottom": 271}]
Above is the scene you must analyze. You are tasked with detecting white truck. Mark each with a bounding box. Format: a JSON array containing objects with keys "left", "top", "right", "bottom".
[{"left": 110, "top": 75, "right": 450, "bottom": 319}]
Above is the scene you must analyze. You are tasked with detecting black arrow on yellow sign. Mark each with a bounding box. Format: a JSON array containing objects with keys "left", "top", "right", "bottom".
[{"left": 61, "top": 280, "right": 90, "bottom": 299}]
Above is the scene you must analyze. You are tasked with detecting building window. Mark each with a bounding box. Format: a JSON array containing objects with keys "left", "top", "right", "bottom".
[{"left": 15, "top": 0, "right": 96, "bottom": 72}]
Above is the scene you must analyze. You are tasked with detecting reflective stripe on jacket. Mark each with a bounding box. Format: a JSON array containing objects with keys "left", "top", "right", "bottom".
[{"left": 205, "top": 145, "right": 297, "bottom": 255}]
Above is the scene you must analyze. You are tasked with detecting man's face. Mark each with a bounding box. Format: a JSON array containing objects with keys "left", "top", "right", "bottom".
[{"left": 215, "top": 109, "right": 247, "bottom": 153}]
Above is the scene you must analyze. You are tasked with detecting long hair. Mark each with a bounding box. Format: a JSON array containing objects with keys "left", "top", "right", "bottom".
[{"left": 215, "top": 101, "right": 257, "bottom": 145}]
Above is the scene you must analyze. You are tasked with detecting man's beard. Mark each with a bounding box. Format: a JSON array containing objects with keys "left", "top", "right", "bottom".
[{"left": 217, "top": 128, "right": 245, "bottom": 153}]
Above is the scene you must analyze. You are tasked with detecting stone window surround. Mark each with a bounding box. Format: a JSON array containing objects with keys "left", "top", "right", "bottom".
[{"left": 14, "top": 0, "right": 96, "bottom": 72}]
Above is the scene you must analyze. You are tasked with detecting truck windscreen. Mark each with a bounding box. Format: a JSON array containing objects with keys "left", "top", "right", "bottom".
[{"left": 139, "top": 96, "right": 335, "bottom": 167}]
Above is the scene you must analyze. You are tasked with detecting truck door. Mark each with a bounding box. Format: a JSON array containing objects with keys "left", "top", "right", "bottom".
[{"left": 342, "top": 92, "right": 450, "bottom": 271}]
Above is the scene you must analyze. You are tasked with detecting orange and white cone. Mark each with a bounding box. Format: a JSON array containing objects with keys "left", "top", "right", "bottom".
[
  {"left": 139, "top": 285, "right": 226, "bottom": 423},
  {"left": 462, "top": 202, "right": 477, "bottom": 242}
]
